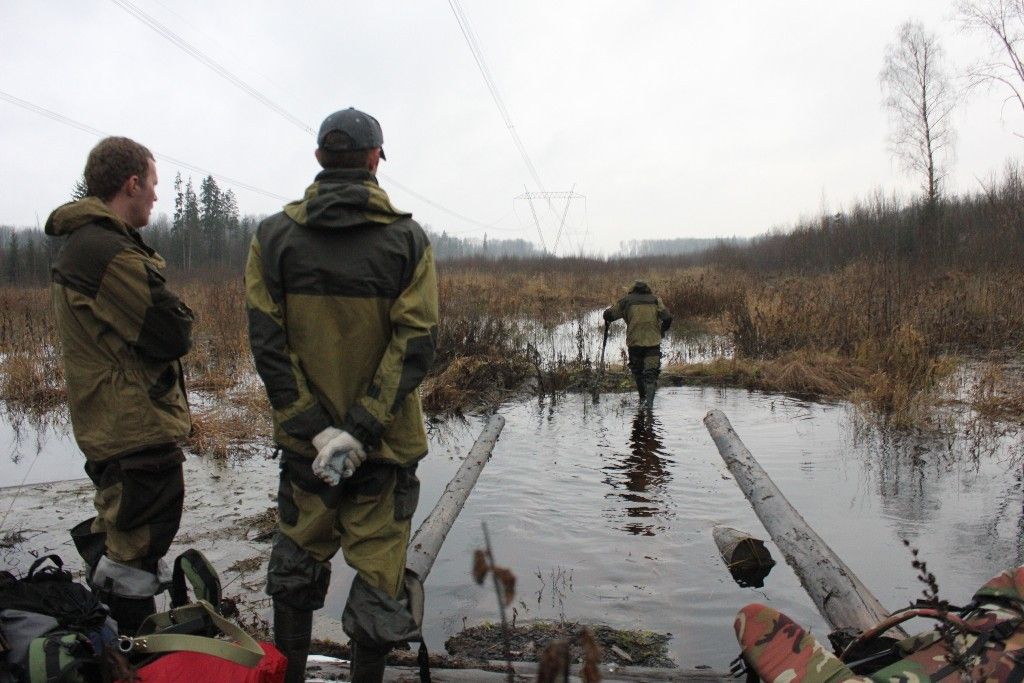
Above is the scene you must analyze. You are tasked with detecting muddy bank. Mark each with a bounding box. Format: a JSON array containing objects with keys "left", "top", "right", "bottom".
[
  {"left": 0, "top": 453, "right": 357, "bottom": 641},
  {"left": 445, "top": 621, "right": 675, "bottom": 668}
]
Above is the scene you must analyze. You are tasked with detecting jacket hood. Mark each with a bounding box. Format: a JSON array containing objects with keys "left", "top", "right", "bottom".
[
  {"left": 283, "top": 168, "right": 411, "bottom": 230},
  {"left": 630, "top": 280, "right": 652, "bottom": 294},
  {"left": 45, "top": 197, "right": 129, "bottom": 237}
]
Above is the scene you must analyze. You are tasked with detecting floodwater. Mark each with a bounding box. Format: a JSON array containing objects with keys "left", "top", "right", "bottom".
[
  {"left": 518, "top": 308, "right": 732, "bottom": 368},
  {"left": 3, "top": 387, "right": 1023, "bottom": 669}
]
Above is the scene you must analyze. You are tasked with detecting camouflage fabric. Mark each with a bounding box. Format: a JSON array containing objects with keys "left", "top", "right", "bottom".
[
  {"left": 266, "top": 454, "right": 420, "bottom": 646},
  {"left": 627, "top": 346, "right": 662, "bottom": 384},
  {"left": 736, "top": 566, "right": 1024, "bottom": 683},
  {"left": 603, "top": 281, "right": 672, "bottom": 348},
  {"left": 245, "top": 168, "right": 438, "bottom": 465},
  {"left": 83, "top": 445, "right": 185, "bottom": 569},
  {"left": 735, "top": 603, "right": 869, "bottom": 683},
  {"left": 45, "top": 198, "right": 193, "bottom": 463},
  {"left": 867, "top": 567, "right": 1024, "bottom": 682}
]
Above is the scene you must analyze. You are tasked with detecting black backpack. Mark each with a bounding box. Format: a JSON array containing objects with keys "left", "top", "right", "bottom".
[{"left": 0, "top": 555, "right": 117, "bottom": 683}]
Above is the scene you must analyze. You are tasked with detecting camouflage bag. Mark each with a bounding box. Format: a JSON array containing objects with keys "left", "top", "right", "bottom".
[{"left": 734, "top": 565, "right": 1024, "bottom": 683}]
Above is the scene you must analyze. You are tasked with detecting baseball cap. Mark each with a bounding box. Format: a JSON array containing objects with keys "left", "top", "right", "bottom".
[{"left": 317, "top": 107, "right": 386, "bottom": 159}]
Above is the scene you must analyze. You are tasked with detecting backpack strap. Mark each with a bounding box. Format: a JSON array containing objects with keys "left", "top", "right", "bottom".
[
  {"left": 128, "top": 600, "right": 263, "bottom": 668},
  {"left": 26, "top": 555, "right": 70, "bottom": 582},
  {"left": 169, "top": 549, "right": 222, "bottom": 609}
]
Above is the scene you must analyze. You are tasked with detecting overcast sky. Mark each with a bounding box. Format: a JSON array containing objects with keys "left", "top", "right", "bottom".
[{"left": 1, "top": 1, "right": 1021, "bottom": 254}]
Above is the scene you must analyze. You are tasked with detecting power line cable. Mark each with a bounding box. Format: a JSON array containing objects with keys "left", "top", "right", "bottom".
[
  {"left": 109, "top": 0, "right": 316, "bottom": 136},
  {"left": 448, "top": 0, "right": 550, "bottom": 250},
  {"left": 107, "top": 0, "right": 504, "bottom": 234},
  {"left": 0, "top": 89, "right": 290, "bottom": 201},
  {"left": 380, "top": 173, "right": 509, "bottom": 232},
  {"left": 148, "top": 0, "right": 311, "bottom": 111}
]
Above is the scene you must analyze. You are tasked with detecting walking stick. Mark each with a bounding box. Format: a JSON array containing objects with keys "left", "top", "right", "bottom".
[{"left": 593, "top": 320, "right": 610, "bottom": 402}]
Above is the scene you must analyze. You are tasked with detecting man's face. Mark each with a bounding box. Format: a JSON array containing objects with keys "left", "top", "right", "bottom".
[{"left": 128, "top": 158, "right": 158, "bottom": 228}]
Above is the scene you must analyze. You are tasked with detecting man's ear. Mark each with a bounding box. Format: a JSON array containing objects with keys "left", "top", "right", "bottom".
[{"left": 123, "top": 175, "right": 139, "bottom": 197}]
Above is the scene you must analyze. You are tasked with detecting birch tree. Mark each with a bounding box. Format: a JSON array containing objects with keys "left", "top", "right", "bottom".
[
  {"left": 958, "top": 0, "right": 1024, "bottom": 131},
  {"left": 880, "top": 21, "right": 957, "bottom": 206}
]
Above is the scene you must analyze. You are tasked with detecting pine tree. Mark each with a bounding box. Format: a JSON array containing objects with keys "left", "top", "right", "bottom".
[
  {"left": 71, "top": 176, "right": 89, "bottom": 200},
  {"left": 6, "top": 232, "right": 20, "bottom": 283},
  {"left": 183, "top": 178, "right": 200, "bottom": 272}
]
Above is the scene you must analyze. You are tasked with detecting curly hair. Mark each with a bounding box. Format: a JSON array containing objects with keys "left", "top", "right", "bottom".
[{"left": 84, "top": 137, "right": 154, "bottom": 201}]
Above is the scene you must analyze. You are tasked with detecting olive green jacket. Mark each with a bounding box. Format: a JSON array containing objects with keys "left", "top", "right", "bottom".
[
  {"left": 45, "top": 198, "right": 194, "bottom": 462},
  {"left": 603, "top": 283, "right": 672, "bottom": 347},
  {"left": 245, "top": 168, "right": 438, "bottom": 465}
]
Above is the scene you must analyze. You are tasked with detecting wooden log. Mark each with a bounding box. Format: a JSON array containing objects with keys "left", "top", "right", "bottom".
[
  {"left": 703, "top": 409, "right": 905, "bottom": 637},
  {"left": 305, "top": 655, "right": 730, "bottom": 681},
  {"left": 407, "top": 414, "right": 506, "bottom": 581},
  {"left": 712, "top": 525, "right": 775, "bottom": 587}
]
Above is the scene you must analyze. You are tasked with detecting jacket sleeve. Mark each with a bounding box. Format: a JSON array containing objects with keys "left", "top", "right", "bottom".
[
  {"left": 341, "top": 243, "right": 439, "bottom": 451},
  {"left": 603, "top": 299, "right": 624, "bottom": 323},
  {"left": 245, "top": 236, "right": 332, "bottom": 441},
  {"left": 94, "top": 250, "right": 194, "bottom": 362},
  {"left": 657, "top": 297, "right": 673, "bottom": 334}
]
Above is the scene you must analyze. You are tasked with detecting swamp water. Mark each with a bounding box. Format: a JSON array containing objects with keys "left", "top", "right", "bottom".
[{"left": 2, "top": 387, "right": 1022, "bottom": 669}]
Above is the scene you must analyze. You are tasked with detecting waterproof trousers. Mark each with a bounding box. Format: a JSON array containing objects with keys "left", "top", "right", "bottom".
[
  {"left": 627, "top": 345, "right": 661, "bottom": 405},
  {"left": 267, "top": 453, "right": 423, "bottom": 656},
  {"left": 76, "top": 444, "right": 185, "bottom": 634}
]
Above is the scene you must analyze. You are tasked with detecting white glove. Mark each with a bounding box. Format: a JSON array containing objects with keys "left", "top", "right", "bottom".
[{"left": 311, "top": 427, "right": 367, "bottom": 485}]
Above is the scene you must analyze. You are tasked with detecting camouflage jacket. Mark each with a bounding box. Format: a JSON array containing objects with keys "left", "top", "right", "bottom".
[
  {"left": 603, "top": 283, "right": 672, "bottom": 347},
  {"left": 46, "top": 198, "right": 193, "bottom": 462},
  {"left": 245, "top": 168, "right": 438, "bottom": 465}
]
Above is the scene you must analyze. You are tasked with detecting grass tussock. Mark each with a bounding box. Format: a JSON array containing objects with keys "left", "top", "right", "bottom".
[
  {"left": 969, "top": 363, "right": 1024, "bottom": 425},
  {"left": 187, "top": 404, "right": 270, "bottom": 459}
]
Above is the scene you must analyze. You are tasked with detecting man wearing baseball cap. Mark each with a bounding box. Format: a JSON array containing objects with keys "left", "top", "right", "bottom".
[{"left": 246, "top": 107, "right": 438, "bottom": 682}]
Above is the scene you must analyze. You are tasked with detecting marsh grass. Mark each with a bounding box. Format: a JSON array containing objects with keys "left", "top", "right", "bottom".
[{"left": 2, "top": 243, "right": 1023, "bottom": 442}]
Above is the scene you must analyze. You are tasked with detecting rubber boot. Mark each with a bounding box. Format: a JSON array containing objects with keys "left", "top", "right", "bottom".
[
  {"left": 105, "top": 594, "right": 156, "bottom": 636},
  {"left": 644, "top": 380, "right": 657, "bottom": 410},
  {"left": 350, "top": 641, "right": 391, "bottom": 683},
  {"left": 633, "top": 375, "right": 646, "bottom": 401},
  {"left": 274, "top": 603, "right": 313, "bottom": 683}
]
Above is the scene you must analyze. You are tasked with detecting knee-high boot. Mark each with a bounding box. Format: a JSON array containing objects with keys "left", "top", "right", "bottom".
[
  {"left": 644, "top": 379, "right": 657, "bottom": 409},
  {"left": 105, "top": 594, "right": 156, "bottom": 636},
  {"left": 633, "top": 375, "right": 646, "bottom": 401},
  {"left": 350, "top": 640, "right": 391, "bottom": 683},
  {"left": 274, "top": 602, "right": 313, "bottom": 683}
]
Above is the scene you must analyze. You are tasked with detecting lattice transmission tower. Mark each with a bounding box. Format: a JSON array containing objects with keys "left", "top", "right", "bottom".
[{"left": 514, "top": 185, "right": 588, "bottom": 255}]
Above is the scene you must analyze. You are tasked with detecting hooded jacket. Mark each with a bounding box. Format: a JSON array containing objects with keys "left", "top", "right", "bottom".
[
  {"left": 603, "top": 281, "right": 673, "bottom": 347},
  {"left": 245, "top": 168, "right": 438, "bottom": 464},
  {"left": 45, "top": 198, "right": 193, "bottom": 462}
]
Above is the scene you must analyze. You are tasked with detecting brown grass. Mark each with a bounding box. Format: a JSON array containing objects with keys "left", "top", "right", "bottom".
[{"left": 2, "top": 254, "right": 1022, "bottom": 431}]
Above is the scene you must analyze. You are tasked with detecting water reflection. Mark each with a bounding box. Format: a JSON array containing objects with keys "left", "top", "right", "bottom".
[{"left": 601, "top": 409, "right": 674, "bottom": 536}]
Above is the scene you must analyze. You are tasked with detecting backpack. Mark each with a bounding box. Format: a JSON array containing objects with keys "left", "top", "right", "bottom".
[
  {"left": 2, "top": 552, "right": 284, "bottom": 683},
  {"left": 0, "top": 555, "right": 117, "bottom": 683}
]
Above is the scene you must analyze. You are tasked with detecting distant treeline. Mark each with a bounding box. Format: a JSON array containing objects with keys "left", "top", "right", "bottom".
[
  {"left": 619, "top": 237, "right": 738, "bottom": 257},
  {"left": 2, "top": 164, "right": 1023, "bottom": 285}
]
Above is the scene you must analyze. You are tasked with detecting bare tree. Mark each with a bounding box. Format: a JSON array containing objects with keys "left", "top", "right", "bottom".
[
  {"left": 880, "top": 21, "right": 957, "bottom": 206},
  {"left": 958, "top": 0, "right": 1024, "bottom": 129}
]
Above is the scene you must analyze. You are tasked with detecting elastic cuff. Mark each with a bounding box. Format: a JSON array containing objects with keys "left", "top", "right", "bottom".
[
  {"left": 91, "top": 555, "right": 165, "bottom": 599},
  {"left": 341, "top": 404, "right": 385, "bottom": 451}
]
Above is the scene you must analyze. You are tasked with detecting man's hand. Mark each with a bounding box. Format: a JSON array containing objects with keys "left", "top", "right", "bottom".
[{"left": 312, "top": 427, "right": 367, "bottom": 485}]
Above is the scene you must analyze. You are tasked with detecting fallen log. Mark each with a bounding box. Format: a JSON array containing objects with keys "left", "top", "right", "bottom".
[
  {"left": 407, "top": 413, "right": 506, "bottom": 581},
  {"left": 703, "top": 409, "right": 905, "bottom": 638},
  {"left": 711, "top": 525, "right": 775, "bottom": 588}
]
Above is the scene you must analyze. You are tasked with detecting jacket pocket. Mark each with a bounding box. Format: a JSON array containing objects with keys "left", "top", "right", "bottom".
[
  {"left": 393, "top": 465, "right": 420, "bottom": 521},
  {"left": 147, "top": 363, "right": 177, "bottom": 400}
]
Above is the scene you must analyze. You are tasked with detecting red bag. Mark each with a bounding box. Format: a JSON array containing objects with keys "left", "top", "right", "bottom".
[{"left": 124, "top": 641, "right": 287, "bottom": 683}]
